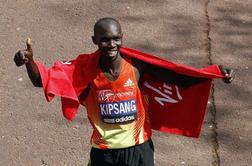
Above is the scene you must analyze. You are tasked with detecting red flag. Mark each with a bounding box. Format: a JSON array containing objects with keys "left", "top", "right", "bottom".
[
  {"left": 141, "top": 74, "right": 212, "bottom": 137},
  {"left": 36, "top": 47, "right": 224, "bottom": 137}
]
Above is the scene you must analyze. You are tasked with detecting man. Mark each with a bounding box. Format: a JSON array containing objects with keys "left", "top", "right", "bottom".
[{"left": 14, "top": 17, "right": 234, "bottom": 166}]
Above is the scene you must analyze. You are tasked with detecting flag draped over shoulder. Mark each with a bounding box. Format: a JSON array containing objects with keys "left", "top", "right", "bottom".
[{"left": 36, "top": 47, "right": 224, "bottom": 137}]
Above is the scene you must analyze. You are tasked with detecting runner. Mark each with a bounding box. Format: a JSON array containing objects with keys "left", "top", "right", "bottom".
[{"left": 14, "top": 17, "right": 234, "bottom": 166}]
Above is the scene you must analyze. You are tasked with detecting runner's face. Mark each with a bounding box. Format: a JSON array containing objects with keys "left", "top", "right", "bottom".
[{"left": 94, "top": 24, "right": 122, "bottom": 58}]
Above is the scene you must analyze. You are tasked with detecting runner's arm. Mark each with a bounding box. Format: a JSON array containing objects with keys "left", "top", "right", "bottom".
[
  {"left": 25, "top": 59, "right": 42, "bottom": 87},
  {"left": 14, "top": 38, "right": 42, "bottom": 87}
]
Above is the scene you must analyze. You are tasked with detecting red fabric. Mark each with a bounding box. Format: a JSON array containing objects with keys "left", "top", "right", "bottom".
[
  {"left": 36, "top": 47, "right": 224, "bottom": 137},
  {"left": 141, "top": 74, "right": 212, "bottom": 137}
]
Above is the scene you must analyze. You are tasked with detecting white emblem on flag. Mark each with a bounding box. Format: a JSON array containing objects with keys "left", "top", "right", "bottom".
[
  {"left": 124, "top": 78, "right": 135, "bottom": 87},
  {"left": 144, "top": 81, "right": 182, "bottom": 106}
]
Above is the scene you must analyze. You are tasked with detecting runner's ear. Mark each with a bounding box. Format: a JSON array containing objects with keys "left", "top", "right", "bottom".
[{"left": 92, "top": 36, "right": 97, "bottom": 45}]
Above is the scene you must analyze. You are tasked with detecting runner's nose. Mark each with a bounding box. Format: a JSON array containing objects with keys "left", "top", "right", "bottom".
[{"left": 108, "top": 39, "right": 116, "bottom": 48}]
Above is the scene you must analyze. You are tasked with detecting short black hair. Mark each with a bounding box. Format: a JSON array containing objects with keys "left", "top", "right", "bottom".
[{"left": 94, "top": 17, "right": 122, "bottom": 35}]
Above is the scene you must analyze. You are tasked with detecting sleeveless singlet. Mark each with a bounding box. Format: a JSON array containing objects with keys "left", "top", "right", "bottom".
[{"left": 82, "top": 57, "right": 152, "bottom": 149}]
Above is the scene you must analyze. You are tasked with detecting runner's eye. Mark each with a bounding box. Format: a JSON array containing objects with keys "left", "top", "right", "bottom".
[{"left": 101, "top": 38, "right": 109, "bottom": 42}]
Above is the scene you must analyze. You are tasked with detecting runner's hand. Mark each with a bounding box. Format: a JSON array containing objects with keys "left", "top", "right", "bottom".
[
  {"left": 219, "top": 65, "right": 235, "bottom": 84},
  {"left": 14, "top": 38, "right": 33, "bottom": 67}
]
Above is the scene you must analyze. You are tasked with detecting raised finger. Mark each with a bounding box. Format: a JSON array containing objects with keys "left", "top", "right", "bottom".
[{"left": 26, "top": 38, "right": 32, "bottom": 51}]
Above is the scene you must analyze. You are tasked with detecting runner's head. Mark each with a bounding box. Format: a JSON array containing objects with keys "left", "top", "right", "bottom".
[{"left": 92, "top": 17, "right": 123, "bottom": 59}]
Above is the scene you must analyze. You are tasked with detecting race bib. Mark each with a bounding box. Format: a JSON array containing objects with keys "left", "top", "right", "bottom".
[{"left": 99, "top": 99, "right": 137, "bottom": 124}]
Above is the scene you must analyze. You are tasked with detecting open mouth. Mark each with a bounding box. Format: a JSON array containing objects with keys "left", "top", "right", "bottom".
[
  {"left": 107, "top": 49, "right": 118, "bottom": 56},
  {"left": 108, "top": 50, "right": 117, "bottom": 53},
  {"left": 107, "top": 48, "right": 117, "bottom": 52},
  {"left": 101, "top": 47, "right": 119, "bottom": 57}
]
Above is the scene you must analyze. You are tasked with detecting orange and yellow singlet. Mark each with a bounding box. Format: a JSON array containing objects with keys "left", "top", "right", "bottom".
[{"left": 82, "top": 57, "right": 152, "bottom": 149}]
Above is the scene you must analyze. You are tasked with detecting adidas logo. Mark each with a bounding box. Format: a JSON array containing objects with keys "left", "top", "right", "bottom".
[{"left": 124, "top": 78, "right": 135, "bottom": 87}]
